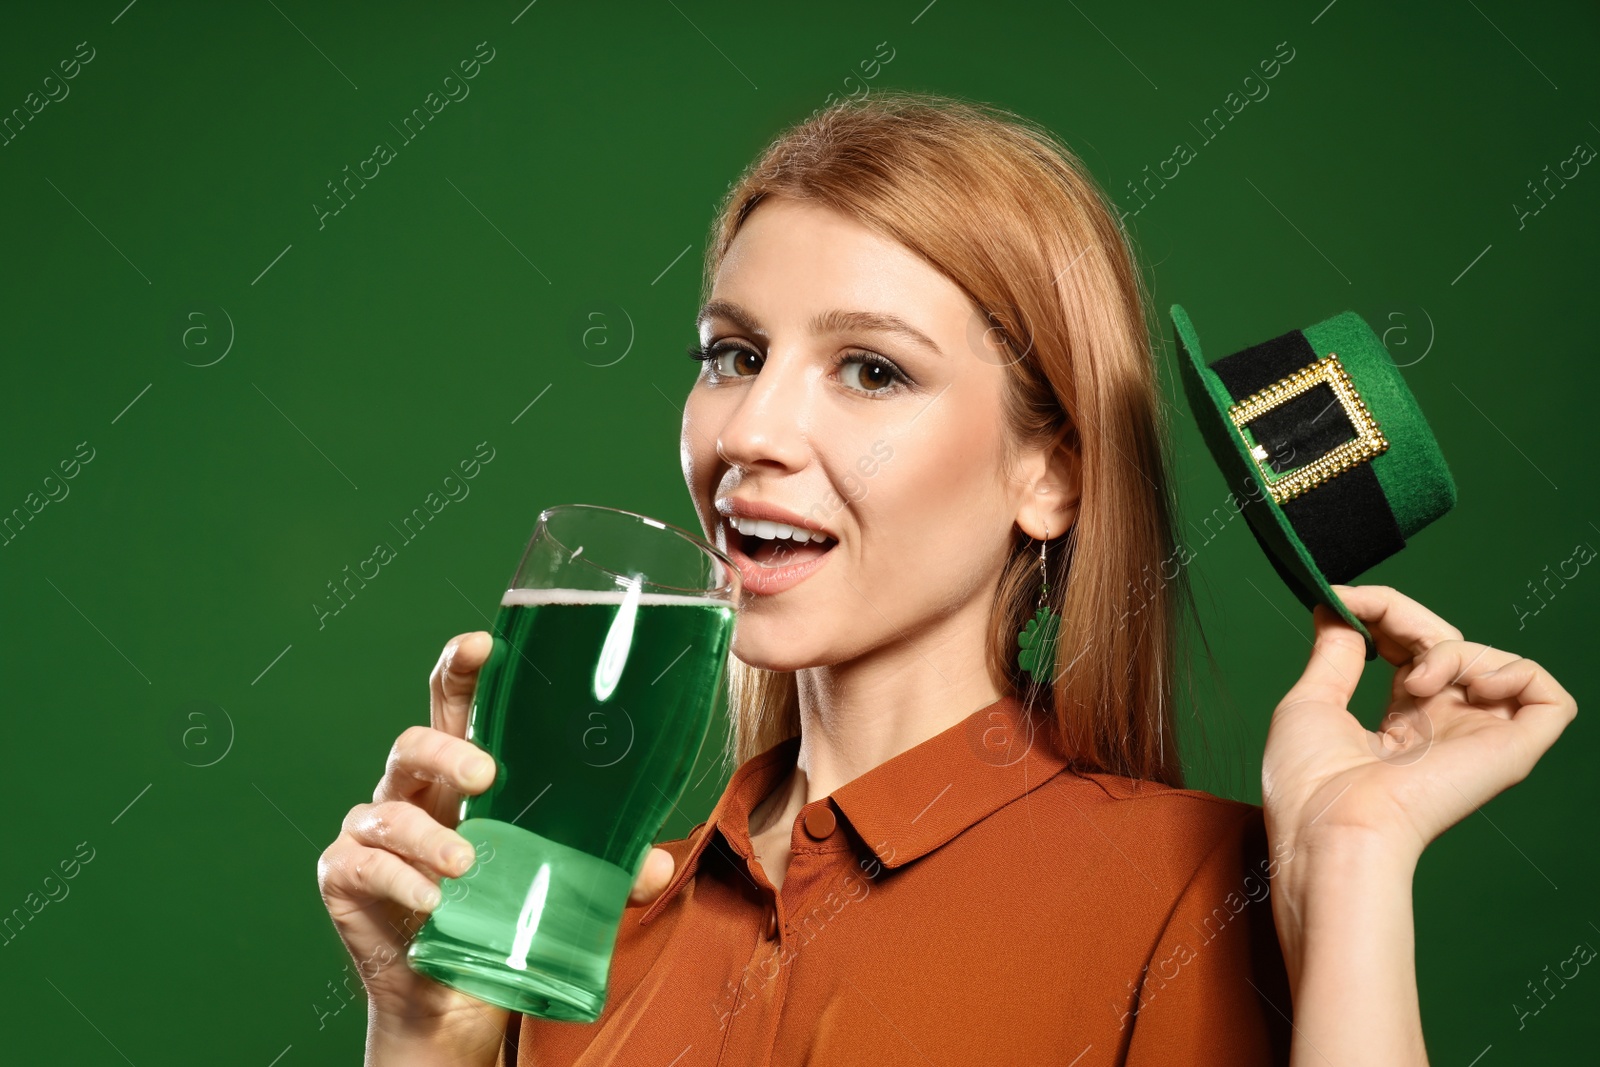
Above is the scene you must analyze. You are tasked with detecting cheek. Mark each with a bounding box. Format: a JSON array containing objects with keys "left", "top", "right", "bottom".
[
  {"left": 875, "top": 410, "right": 1006, "bottom": 515},
  {"left": 683, "top": 387, "right": 753, "bottom": 546},
  {"left": 680, "top": 391, "right": 719, "bottom": 489},
  {"left": 864, "top": 431, "right": 998, "bottom": 556},
  {"left": 853, "top": 426, "right": 1008, "bottom": 578}
]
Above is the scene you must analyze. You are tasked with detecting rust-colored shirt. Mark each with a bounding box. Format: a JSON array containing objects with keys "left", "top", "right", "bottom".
[{"left": 498, "top": 694, "right": 1291, "bottom": 1066}]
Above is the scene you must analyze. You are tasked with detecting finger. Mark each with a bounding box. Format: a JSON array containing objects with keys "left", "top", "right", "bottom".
[
  {"left": 1328, "top": 584, "right": 1464, "bottom": 665},
  {"left": 321, "top": 836, "right": 445, "bottom": 916},
  {"left": 1278, "top": 602, "right": 1366, "bottom": 712},
  {"left": 1403, "top": 639, "right": 1523, "bottom": 697},
  {"left": 430, "top": 632, "right": 493, "bottom": 738},
  {"left": 373, "top": 724, "right": 497, "bottom": 804},
  {"left": 1464, "top": 657, "right": 1578, "bottom": 758},
  {"left": 342, "top": 800, "right": 480, "bottom": 879},
  {"left": 628, "top": 847, "right": 676, "bottom": 906}
]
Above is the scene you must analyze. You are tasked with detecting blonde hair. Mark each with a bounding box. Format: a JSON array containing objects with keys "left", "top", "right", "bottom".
[{"left": 697, "top": 90, "right": 1194, "bottom": 787}]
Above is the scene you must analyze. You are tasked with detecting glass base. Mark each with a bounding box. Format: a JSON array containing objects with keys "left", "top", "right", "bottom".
[
  {"left": 405, "top": 818, "right": 635, "bottom": 1022},
  {"left": 408, "top": 934, "right": 607, "bottom": 1021}
]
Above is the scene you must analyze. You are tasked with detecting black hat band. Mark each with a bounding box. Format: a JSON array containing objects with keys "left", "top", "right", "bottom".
[{"left": 1208, "top": 328, "right": 1406, "bottom": 584}]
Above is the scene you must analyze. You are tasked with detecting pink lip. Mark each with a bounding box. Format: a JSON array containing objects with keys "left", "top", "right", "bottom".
[{"left": 723, "top": 534, "right": 834, "bottom": 595}]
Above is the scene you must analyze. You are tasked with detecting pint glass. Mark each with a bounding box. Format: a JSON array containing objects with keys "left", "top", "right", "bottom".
[{"left": 406, "top": 504, "right": 740, "bottom": 1021}]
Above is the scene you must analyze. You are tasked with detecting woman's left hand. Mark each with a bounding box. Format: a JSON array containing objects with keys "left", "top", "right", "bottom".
[{"left": 1261, "top": 583, "right": 1577, "bottom": 866}]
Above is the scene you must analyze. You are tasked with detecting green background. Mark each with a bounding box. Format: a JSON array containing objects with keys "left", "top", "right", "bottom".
[{"left": 2, "top": 0, "right": 1594, "bottom": 1061}]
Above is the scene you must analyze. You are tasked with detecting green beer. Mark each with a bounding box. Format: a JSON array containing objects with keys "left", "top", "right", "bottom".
[{"left": 406, "top": 584, "right": 734, "bottom": 1020}]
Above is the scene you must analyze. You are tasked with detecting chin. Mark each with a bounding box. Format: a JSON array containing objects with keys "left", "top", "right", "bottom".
[{"left": 728, "top": 630, "right": 832, "bottom": 674}]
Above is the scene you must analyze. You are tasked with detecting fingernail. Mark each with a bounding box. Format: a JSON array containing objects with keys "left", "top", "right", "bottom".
[
  {"left": 445, "top": 843, "right": 476, "bottom": 872},
  {"left": 417, "top": 885, "right": 442, "bottom": 910},
  {"left": 459, "top": 754, "right": 494, "bottom": 784}
]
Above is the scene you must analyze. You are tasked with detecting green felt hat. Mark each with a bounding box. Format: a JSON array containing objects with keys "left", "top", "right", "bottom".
[{"left": 1170, "top": 304, "right": 1457, "bottom": 661}]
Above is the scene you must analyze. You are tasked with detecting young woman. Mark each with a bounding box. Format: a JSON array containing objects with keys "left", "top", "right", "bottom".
[{"left": 318, "top": 92, "right": 1577, "bottom": 1066}]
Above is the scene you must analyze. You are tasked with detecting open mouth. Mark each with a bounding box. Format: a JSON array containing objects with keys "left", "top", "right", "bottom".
[{"left": 727, "top": 517, "right": 838, "bottom": 570}]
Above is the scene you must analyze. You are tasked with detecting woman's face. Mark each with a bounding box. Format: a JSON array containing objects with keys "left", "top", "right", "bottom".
[{"left": 681, "top": 196, "right": 1068, "bottom": 672}]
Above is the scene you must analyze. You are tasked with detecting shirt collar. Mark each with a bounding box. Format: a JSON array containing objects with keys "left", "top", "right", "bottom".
[{"left": 638, "top": 692, "right": 1068, "bottom": 925}]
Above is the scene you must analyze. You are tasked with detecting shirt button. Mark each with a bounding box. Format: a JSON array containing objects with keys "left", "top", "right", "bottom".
[
  {"left": 764, "top": 906, "right": 778, "bottom": 939},
  {"left": 803, "top": 804, "right": 837, "bottom": 840}
]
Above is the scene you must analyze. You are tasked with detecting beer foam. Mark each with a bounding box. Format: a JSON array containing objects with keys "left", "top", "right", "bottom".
[{"left": 500, "top": 587, "right": 733, "bottom": 609}]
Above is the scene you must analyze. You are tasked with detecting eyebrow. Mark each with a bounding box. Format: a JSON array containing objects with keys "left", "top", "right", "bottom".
[{"left": 696, "top": 299, "right": 944, "bottom": 359}]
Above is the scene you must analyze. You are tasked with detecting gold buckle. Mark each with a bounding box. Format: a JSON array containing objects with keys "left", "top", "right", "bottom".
[{"left": 1227, "top": 352, "right": 1389, "bottom": 505}]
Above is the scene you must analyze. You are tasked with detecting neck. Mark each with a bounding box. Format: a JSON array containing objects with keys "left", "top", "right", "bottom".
[{"left": 748, "top": 592, "right": 1005, "bottom": 838}]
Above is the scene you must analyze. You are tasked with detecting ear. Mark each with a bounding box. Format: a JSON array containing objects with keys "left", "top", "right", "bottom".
[{"left": 1014, "top": 432, "right": 1081, "bottom": 541}]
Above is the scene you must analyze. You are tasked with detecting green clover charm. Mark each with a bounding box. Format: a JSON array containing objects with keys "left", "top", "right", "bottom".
[{"left": 1016, "top": 605, "right": 1060, "bottom": 683}]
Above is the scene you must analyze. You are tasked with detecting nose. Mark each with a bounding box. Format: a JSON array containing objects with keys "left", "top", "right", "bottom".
[{"left": 713, "top": 350, "right": 812, "bottom": 472}]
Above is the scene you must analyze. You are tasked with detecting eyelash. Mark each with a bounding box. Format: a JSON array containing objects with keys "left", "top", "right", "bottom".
[{"left": 685, "top": 342, "right": 913, "bottom": 396}]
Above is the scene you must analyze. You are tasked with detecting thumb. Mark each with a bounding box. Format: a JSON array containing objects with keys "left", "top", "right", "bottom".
[
  {"left": 1279, "top": 602, "right": 1367, "bottom": 713},
  {"left": 628, "top": 847, "right": 677, "bottom": 906},
  {"left": 430, "top": 631, "right": 493, "bottom": 738}
]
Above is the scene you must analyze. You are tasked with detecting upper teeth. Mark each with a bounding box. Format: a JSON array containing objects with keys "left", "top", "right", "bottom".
[{"left": 729, "top": 516, "right": 831, "bottom": 543}]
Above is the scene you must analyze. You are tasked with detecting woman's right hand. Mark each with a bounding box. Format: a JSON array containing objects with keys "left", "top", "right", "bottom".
[{"left": 317, "top": 631, "right": 679, "bottom": 1063}]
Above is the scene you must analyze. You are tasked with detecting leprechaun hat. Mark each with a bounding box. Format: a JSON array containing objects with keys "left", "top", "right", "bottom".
[{"left": 1171, "top": 304, "right": 1457, "bottom": 661}]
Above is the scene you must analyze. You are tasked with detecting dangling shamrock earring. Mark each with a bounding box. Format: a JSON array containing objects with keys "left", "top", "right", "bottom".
[{"left": 1016, "top": 521, "right": 1061, "bottom": 684}]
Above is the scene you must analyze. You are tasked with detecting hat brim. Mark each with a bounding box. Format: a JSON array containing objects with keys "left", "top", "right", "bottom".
[{"left": 1170, "top": 303, "right": 1378, "bottom": 661}]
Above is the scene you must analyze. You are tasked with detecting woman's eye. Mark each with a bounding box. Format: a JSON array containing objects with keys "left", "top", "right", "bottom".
[
  {"left": 713, "top": 346, "right": 762, "bottom": 377},
  {"left": 838, "top": 356, "right": 899, "bottom": 394},
  {"left": 695, "top": 344, "right": 909, "bottom": 396}
]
